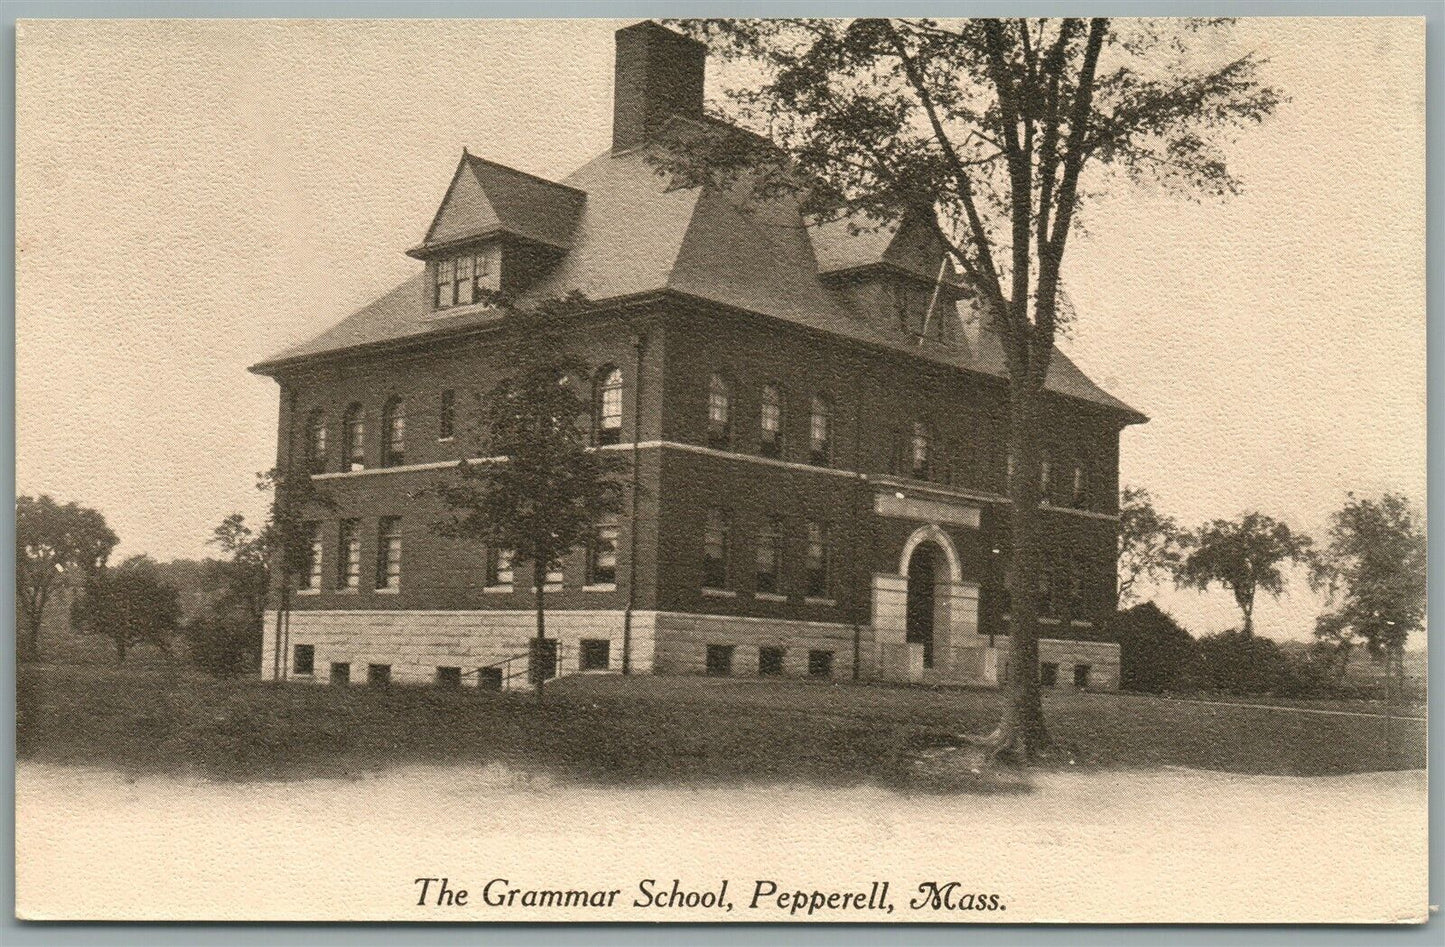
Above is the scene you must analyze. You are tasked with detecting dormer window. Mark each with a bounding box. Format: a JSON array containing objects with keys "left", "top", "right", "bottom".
[{"left": 433, "top": 245, "right": 501, "bottom": 311}]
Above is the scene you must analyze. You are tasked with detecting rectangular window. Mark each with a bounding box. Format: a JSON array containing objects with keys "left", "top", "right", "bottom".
[
  {"left": 755, "top": 515, "right": 783, "bottom": 595},
  {"left": 758, "top": 647, "right": 784, "bottom": 677},
  {"left": 808, "top": 650, "right": 834, "bottom": 678},
  {"left": 707, "top": 375, "right": 731, "bottom": 450},
  {"left": 1068, "top": 559, "right": 1087, "bottom": 620},
  {"left": 1072, "top": 456, "right": 1089, "bottom": 508},
  {"left": 705, "top": 644, "right": 734, "bottom": 677},
  {"left": 293, "top": 644, "right": 315, "bottom": 675},
  {"left": 478, "top": 667, "right": 503, "bottom": 690},
  {"left": 438, "top": 389, "right": 455, "bottom": 440},
  {"left": 579, "top": 639, "right": 611, "bottom": 672},
  {"left": 588, "top": 515, "right": 618, "bottom": 585},
  {"left": 454, "top": 255, "right": 474, "bottom": 306},
  {"left": 1073, "top": 664, "right": 1092, "bottom": 688},
  {"left": 300, "top": 521, "right": 322, "bottom": 591},
  {"left": 805, "top": 521, "right": 828, "bottom": 598},
  {"left": 367, "top": 663, "right": 392, "bottom": 687},
  {"left": 1040, "top": 662, "right": 1059, "bottom": 688},
  {"left": 487, "top": 547, "right": 514, "bottom": 587},
  {"left": 337, "top": 519, "right": 361, "bottom": 590},
  {"left": 473, "top": 247, "right": 499, "bottom": 299},
  {"left": 436, "top": 666, "right": 462, "bottom": 688},
  {"left": 329, "top": 662, "right": 350, "bottom": 686},
  {"left": 809, "top": 395, "right": 831, "bottom": 466},
  {"left": 702, "top": 508, "right": 729, "bottom": 589},
  {"left": 434, "top": 258, "right": 453, "bottom": 309},
  {"left": 375, "top": 517, "right": 401, "bottom": 590},
  {"left": 759, "top": 384, "right": 782, "bottom": 459}
]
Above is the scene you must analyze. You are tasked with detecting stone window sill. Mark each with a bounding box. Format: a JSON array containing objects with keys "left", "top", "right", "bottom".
[
  {"left": 1070, "top": 619, "right": 1094, "bottom": 628},
  {"left": 374, "top": 587, "right": 400, "bottom": 595},
  {"left": 701, "top": 587, "right": 736, "bottom": 598},
  {"left": 583, "top": 583, "right": 618, "bottom": 593},
  {"left": 483, "top": 585, "right": 513, "bottom": 594},
  {"left": 754, "top": 592, "right": 788, "bottom": 603}
]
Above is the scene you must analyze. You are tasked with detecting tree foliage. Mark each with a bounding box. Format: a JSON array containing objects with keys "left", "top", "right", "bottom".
[
  {"left": 657, "top": 16, "right": 1282, "bottom": 757},
  {"left": 1117, "top": 486, "right": 1184, "bottom": 606},
  {"left": 1101, "top": 601, "right": 1194, "bottom": 693},
  {"left": 428, "top": 294, "right": 626, "bottom": 694},
  {"left": 15, "top": 494, "right": 119, "bottom": 661},
  {"left": 1175, "top": 512, "right": 1312, "bottom": 636},
  {"left": 70, "top": 554, "right": 181, "bottom": 664},
  {"left": 1310, "top": 492, "right": 1426, "bottom": 665}
]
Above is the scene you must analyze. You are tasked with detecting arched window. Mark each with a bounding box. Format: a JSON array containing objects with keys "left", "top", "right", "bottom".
[
  {"left": 707, "top": 373, "right": 732, "bottom": 450},
  {"left": 911, "top": 421, "right": 933, "bottom": 481},
  {"left": 305, "top": 410, "right": 327, "bottom": 474},
  {"left": 759, "top": 383, "right": 782, "bottom": 458},
  {"left": 809, "top": 394, "right": 832, "bottom": 466},
  {"left": 382, "top": 398, "right": 406, "bottom": 467},
  {"left": 594, "top": 366, "right": 623, "bottom": 446},
  {"left": 344, "top": 404, "right": 365, "bottom": 471}
]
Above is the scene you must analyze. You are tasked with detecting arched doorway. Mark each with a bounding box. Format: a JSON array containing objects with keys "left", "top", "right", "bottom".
[{"left": 905, "top": 543, "right": 943, "bottom": 668}]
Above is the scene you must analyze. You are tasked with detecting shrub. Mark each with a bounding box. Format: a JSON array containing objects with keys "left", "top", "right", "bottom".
[
  {"left": 1099, "top": 602, "right": 1196, "bottom": 693},
  {"left": 1192, "top": 629, "right": 1292, "bottom": 696},
  {"left": 186, "top": 616, "right": 258, "bottom": 677}
]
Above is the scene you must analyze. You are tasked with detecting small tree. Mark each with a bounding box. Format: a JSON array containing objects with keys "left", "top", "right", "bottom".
[
  {"left": 1310, "top": 492, "right": 1426, "bottom": 679},
  {"left": 429, "top": 295, "right": 625, "bottom": 697},
  {"left": 1176, "top": 512, "right": 1312, "bottom": 637},
  {"left": 70, "top": 555, "right": 181, "bottom": 664},
  {"left": 16, "top": 494, "right": 119, "bottom": 661},
  {"left": 1117, "top": 486, "right": 1184, "bottom": 606},
  {"left": 189, "top": 510, "right": 274, "bottom": 675}
]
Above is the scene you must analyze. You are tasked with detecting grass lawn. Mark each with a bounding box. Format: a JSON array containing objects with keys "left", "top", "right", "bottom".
[{"left": 16, "top": 663, "right": 1426, "bottom": 786}]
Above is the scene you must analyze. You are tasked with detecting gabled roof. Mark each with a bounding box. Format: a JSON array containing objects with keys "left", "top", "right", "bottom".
[
  {"left": 414, "top": 151, "right": 586, "bottom": 254},
  {"left": 809, "top": 208, "right": 961, "bottom": 285},
  {"left": 254, "top": 145, "right": 1144, "bottom": 423}
]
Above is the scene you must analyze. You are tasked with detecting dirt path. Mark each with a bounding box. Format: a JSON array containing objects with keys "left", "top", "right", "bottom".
[{"left": 15, "top": 762, "right": 1428, "bottom": 923}]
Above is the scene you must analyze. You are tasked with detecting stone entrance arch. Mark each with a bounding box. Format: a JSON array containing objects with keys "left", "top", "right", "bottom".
[{"left": 872, "top": 524, "right": 981, "bottom": 682}]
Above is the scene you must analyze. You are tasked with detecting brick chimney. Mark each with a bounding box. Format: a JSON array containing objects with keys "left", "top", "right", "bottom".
[{"left": 612, "top": 21, "right": 706, "bottom": 153}]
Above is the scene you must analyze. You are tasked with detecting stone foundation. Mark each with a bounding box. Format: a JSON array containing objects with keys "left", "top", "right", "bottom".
[{"left": 260, "top": 609, "right": 1117, "bottom": 691}]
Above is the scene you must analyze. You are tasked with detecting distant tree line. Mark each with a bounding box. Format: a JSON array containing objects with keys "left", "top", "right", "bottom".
[{"left": 1106, "top": 488, "right": 1425, "bottom": 700}]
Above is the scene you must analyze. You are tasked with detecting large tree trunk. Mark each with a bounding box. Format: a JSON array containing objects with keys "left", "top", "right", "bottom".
[
  {"left": 992, "top": 385, "right": 1051, "bottom": 759},
  {"left": 22, "top": 610, "right": 43, "bottom": 663}
]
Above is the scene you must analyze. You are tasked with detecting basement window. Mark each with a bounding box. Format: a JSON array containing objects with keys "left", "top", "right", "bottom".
[
  {"left": 329, "top": 662, "right": 350, "bottom": 686},
  {"left": 436, "top": 666, "right": 462, "bottom": 688},
  {"left": 808, "top": 650, "right": 834, "bottom": 678},
  {"left": 1074, "top": 664, "right": 1092, "bottom": 689},
  {"left": 368, "top": 663, "right": 392, "bottom": 687},
  {"left": 758, "top": 647, "right": 784, "bottom": 676},
  {"left": 1040, "top": 662, "right": 1059, "bottom": 688},
  {"left": 580, "top": 639, "right": 611, "bottom": 672},
  {"left": 292, "top": 644, "right": 315, "bottom": 676},
  {"left": 705, "top": 644, "right": 734, "bottom": 677}
]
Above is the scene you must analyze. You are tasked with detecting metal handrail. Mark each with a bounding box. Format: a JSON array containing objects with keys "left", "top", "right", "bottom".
[{"left": 463, "top": 640, "right": 569, "bottom": 690}]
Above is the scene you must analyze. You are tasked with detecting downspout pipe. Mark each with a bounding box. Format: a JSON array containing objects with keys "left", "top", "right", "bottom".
[{"left": 621, "top": 328, "right": 649, "bottom": 675}]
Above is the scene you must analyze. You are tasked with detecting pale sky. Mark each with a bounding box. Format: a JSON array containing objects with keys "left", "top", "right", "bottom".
[{"left": 15, "top": 18, "right": 1425, "bottom": 642}]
